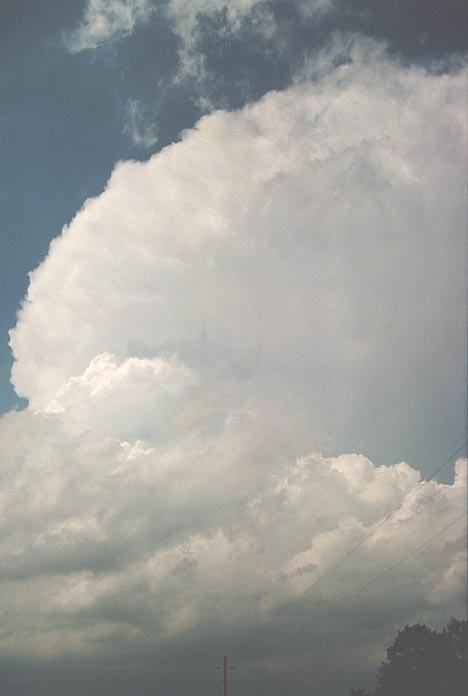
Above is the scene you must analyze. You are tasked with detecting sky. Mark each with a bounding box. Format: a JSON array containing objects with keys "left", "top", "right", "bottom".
[{"left": 0, "top": 1, "right": 467, "bottom": 695}]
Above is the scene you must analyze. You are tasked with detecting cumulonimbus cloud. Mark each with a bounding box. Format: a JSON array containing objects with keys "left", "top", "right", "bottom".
[
  {"left": 2, "top": 40, "right": 467, "bottom": 687},
  {"left": 10, "top": 40, "right": 466, "bottom": 445}
]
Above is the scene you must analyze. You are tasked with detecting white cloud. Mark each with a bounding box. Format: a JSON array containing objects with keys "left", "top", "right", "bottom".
[
  {"left": 2, "top": 42, "right": 467, "bottom": 688},
  {"left": 0, "top": 404, "right": 465, "bottom": 673},
  {"left": 63, "top": 0, "right": 337, "bottom": 112},
  {"left": 65, "top": 0, "right": 155, "bottom": 53},
  {"left": 165, "top": 0, "right": 332, "bottom": 44},
  {"left": 64, "top": 0, "right": 269, "bottom": 57},
  {"left": 65, "top": 0, "right": 334, "bottom": 57},
  {"left": 123, "top": 98, "right": 159, "bottom": 148},
  {"left": 43, "top": 352, "right": 194, "bottom": 438},
  {"left": 10, "top": 42, "right": 467, "bottom": 453},
  {"left": 166, "top": 0, "right": 333, "bottom": 89}
]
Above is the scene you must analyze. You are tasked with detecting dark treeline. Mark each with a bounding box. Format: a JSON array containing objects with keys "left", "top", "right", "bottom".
[{"left": 350, "top": 617, "right": 467, "bottom": 696}]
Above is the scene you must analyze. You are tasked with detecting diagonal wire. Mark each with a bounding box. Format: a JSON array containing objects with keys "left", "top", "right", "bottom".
[
  {"left": 238, "top": 440, "right": 467, "bottom": 652},
  {"left": 264, "top": 441, "right": 466, "bottom": 624},
  {"left": 281, "top": 509, "right": 467, "bottom": 643}
]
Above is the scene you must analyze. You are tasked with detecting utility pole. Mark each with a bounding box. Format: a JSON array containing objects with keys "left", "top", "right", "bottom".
[
  {"left": 223, "top": 655, "right": 228, "bottom": 696},
  {"left": 216, "top": 655, "right": 236, "bottom": 695}
]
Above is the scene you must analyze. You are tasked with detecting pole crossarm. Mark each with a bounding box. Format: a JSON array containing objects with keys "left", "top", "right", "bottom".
[{"left": 216, "top": 656, "right": 237, "bottom": 695}]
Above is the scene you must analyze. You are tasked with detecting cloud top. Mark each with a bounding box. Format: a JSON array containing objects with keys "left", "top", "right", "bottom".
[{"left": 10, "top": 43, "right": 467, "bottom": 456}]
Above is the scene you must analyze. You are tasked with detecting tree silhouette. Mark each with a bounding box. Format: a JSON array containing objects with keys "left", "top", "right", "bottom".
[
  {"left": 350, "top": 617, "right": 467, "bottom": 696},
  {"left": 442, "top": 617, "right": 468, "bottom": 695}
]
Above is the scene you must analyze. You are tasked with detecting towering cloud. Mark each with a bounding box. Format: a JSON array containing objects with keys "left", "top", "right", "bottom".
[
  {"left": 11, "top": 40, "right": 466, "bottom": 449},
  {"left": 2, "top": 41, "right": 466, "bottom": 693}
]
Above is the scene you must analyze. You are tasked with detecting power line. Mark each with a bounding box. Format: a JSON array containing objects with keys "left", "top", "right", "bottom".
[
  {"left": 258, "top": 441, "right": 467, "bottom": 628},
  {"left": 234, "top": 441, "right": 467, "bottom": 657},
  {"left": 282, "top": 509, "right": 467, "bottom": 642}
]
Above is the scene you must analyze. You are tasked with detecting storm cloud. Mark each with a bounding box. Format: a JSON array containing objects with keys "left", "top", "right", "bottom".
[{"left": 2, "top": 35, "right": 467, "bottom": 696}]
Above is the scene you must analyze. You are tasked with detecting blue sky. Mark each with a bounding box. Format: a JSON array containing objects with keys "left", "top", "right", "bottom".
[{"left": 0, "top": 2, "right": 467, "bottom": 694}]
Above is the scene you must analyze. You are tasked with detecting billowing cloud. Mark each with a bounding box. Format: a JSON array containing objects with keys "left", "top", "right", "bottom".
[
  {"left": 44, "top": 352, "right": 194, "bottom": 438},
  {"left": 0, "top": 405, "right": 465, "bottom": 687},
  {"left": 2, "top": 41, "right": 467, "bottom": 692},
  {"left": 10, "top": 40, "right": 467, "bottom": 454}
]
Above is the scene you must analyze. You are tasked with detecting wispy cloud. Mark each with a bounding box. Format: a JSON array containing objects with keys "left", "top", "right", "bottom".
[
  {"left": 123, "top": 98, "right": 158, "bottom": 148},
  {"left": 65, "top": 0, "right": 155, "bottom": 53}
]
